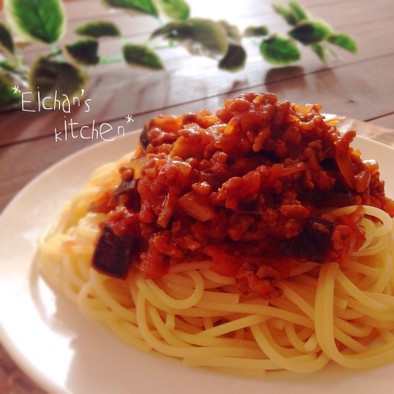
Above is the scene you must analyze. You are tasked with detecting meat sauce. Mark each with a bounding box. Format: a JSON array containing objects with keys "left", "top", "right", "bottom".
[{"left": 90, "top": 92, "right": 394, "bottom": 298}]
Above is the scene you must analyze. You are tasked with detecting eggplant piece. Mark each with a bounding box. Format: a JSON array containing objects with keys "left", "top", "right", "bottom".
[
  {"left": 92, "top": 224, "right": 134, "bottom": 277},
  {"left": 113, "top": 177, "right": 141, "bottom": 211},
  {"left": 139, "top": 127, "right": 150, "bottom": 151},
  {"left": 279, "top": 216, "right": 333, "bottom": 263},
  {"left": 113, "top": 178, "right": 137, "bottom": 197}
]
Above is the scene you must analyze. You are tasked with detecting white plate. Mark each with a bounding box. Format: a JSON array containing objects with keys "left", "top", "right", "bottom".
[{"left": 1, "top": 130, "right": 394, "bottom": 394}]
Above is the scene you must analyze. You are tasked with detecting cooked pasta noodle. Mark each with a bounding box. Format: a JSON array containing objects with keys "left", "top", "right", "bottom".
[{"left": 39, "top": 154, "right": 394, "bottom": 376}]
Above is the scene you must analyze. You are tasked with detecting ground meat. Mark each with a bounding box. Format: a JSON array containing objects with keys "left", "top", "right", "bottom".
[{"left": 91, "top": 92, "right": 394, "bottom": 298}]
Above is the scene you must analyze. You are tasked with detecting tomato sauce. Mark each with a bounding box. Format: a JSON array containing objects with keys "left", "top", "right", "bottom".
[{"left": 90, "top": 92, "right": 394, "bottom": 298}]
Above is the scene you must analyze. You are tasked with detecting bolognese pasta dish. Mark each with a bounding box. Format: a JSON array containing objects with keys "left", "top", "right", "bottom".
[{"left": 39, "top": 92, "right": 394, "bottom": 376}]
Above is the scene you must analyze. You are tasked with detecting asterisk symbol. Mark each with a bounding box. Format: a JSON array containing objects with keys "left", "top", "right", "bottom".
[
  {"left": 125, "top": 114, "right": 134, "bottom": 123},
  {"left": 12, "top": 85, "right": 21, "bottom": 94}
]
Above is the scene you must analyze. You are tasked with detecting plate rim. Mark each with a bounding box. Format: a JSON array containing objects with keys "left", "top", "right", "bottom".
[{"left": 1, "top": 130, "right": 394, "bottom": 394}]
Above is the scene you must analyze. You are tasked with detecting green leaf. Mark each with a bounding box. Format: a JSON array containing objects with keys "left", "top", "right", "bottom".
[
  {"left": 288, "top": 0, "right": 309, "bottom": 22},
  {"left": 152, "top": 18, "right": 228, "bottom": 57},
  {"left": 243, "top": 25, "right": 269, "bottom": 37},
  {"left": 260, "top": 34, "right": 300, "bottom": 65},
  {"left": 327, "top": 33, "right": 357, "bottom": 53},
  {"left": 75, "top": 20, "right": 121, "bottom": 38},
  {"left": 218, "top": 44, "right": 246, "bottom": 72},
  {"left": 65, "top": 39, "right": 100, "bottom": 65},
  {"left": 0, "top": 71, "right": 21, "bottom": 111},
  {"left": 5, "top": 0, "right": 65, "bottom": 44},
  {"left": 310, "top": 43, "right": 326, "bottom": 62},
  {"left": 289, "top": 20, "right": 332, "bottom": 45},
  {"left": 29, "top": 57, "right": 86, "bottom": 101},
  {"left": 102, "top": 0, "right": 158, "bottom": 16},
  {"left": 123, "top": 43, "right": 163, "bottom": 69},
  {"left": 155, "top": 0, "right": 190, "bottom": 21},
  {"left": 272, "top": 4, "right": 298, "bottom": 26},
  {"left": 0, "top": 22, "right": 15, "bottom": 55},
  {"left": 0, "top": 59, "right": 17, "bottom": 72}
]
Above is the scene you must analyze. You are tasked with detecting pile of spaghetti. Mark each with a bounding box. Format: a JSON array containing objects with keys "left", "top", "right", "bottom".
[{"left": 39, "top": 92, "right": 394, "bottom": 376}]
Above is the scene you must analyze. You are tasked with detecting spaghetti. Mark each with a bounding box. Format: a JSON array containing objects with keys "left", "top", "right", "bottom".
[{"left": 39, "top": 92, "right": 394, "bottom": 376}]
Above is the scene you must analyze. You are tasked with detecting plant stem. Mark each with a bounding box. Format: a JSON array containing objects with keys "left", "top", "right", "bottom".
[{"left": 99, "top": 54, "right": 124, "bottom": 64}]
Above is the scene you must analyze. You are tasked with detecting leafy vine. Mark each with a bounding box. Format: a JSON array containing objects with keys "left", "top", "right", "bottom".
[{"left": 0, "top": 0, "right": 356, "bottom": 111}]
